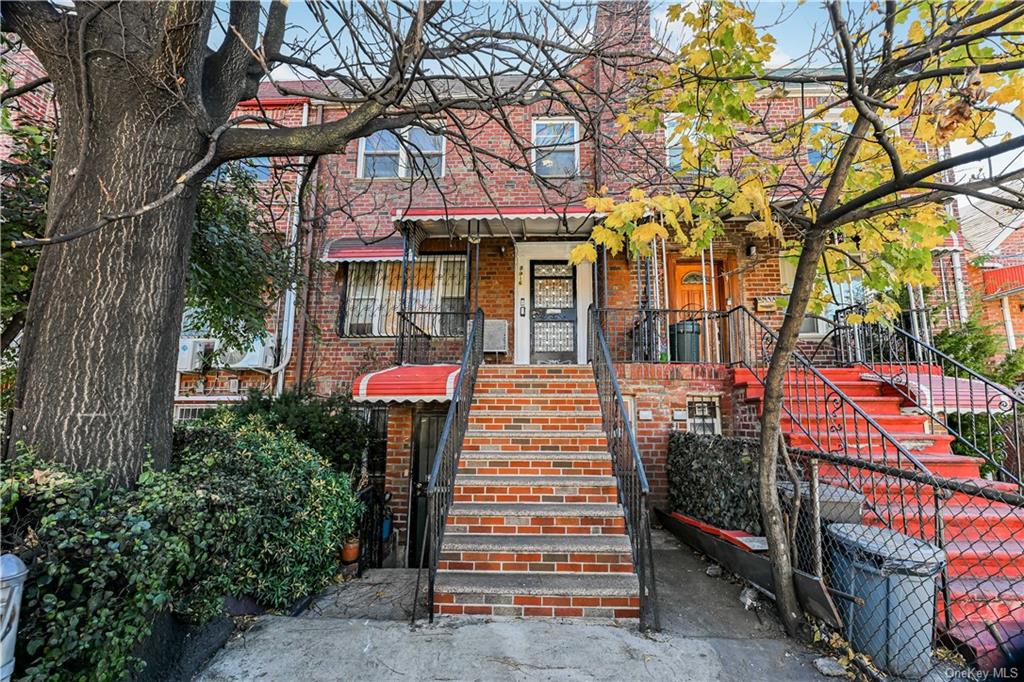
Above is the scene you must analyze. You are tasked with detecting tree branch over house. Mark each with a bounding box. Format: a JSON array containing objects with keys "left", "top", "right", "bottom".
[
  {"left": 0, "top": 0, "right": 677, "bottom": 484},
  {"left": 570, "top": 0, "right": 1024, "bottom": 635}
]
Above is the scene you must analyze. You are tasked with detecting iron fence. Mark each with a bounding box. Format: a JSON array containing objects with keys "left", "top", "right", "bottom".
[
  {"left": 590, "top": 308, "right": 660, "bottom": 631},
  {"left": 835, "top": 305, "right": 1024, "bottom": 490},
  {"left": 411, "top": 308, "right": 485, "bottom": 624},
  {"left": 593, "top": 307, "right": 730, "bottom": 364},
  {"left": 725, "top": 306, "right": 1024, "bottom": 677}
]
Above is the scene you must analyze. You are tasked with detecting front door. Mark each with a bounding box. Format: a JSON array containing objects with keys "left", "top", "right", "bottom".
[
  {"left": 530, "top": 260, "right": 577, "bottom": 364},
  {"left": 408, "top": 409, "right": 446, "bottom": 567}
]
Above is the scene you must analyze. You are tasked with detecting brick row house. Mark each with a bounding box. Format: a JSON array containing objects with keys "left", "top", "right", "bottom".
[{"left": 5, "top": 2, "right": 1021, "bottom": 667}]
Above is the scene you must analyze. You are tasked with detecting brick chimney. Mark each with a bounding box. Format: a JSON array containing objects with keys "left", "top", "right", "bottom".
[{"left": 593, "top": 0, "right": 652, "bottom": 54}]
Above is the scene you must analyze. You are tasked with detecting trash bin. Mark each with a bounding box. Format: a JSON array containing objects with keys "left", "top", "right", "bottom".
[
  {"left": 669, "top": 321, "right": 701, "bottom": 362},
  {"left": 826, "top": 524, "right": 945, "bottom": 679},
  {"left": 777, "top": 482, "right": 864, "bottom": 574},
  {"left": 1, "top": 554, "right": 28, "bottom": 682}
]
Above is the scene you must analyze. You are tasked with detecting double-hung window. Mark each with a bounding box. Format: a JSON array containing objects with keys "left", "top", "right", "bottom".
[
  {"left": 779, "top": 255, "right": 864, "bottom": 336},
  {"left": 358, "top": 126, "right": 445, "bottom": 179},
  {"left": 532, "top": 118, "right": 579, "bottom": 178},
  {"left": 340, "top": 255, "right": 467, "bottom": 337}
]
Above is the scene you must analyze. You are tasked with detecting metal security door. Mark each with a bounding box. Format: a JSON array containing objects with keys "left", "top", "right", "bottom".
[
  {"left": 530, "top": 260, "right": 577, "bottom": 364},
  {"left": 408, "top": 409, "right": 445, "bottom": 567}
]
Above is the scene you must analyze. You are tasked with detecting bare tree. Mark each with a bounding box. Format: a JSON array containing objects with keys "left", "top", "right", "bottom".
[{"left": 0, "top": 1, "right": 676, "bottom": 483}]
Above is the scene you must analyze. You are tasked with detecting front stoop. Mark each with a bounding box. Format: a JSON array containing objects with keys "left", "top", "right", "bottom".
[{"left": 432, "top": 365, "right": 640, "bottom": 621}]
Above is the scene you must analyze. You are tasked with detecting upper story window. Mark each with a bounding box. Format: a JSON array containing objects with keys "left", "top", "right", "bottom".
[
  {"left": 532, "top": 118, "right": 579, "bottom": 178},
  {"left": 358, "top": 126, "right": 446, "bottom": 179},
  {"left": 805, "top": 109, "right": 853, "bottom": 168},
  {"left": 666, "top": 116, "right": 684, "bottom": 173}
]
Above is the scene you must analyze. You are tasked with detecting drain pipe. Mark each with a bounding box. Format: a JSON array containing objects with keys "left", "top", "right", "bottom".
[
  {"left": 949, "top": 232, "right": 969, "bottom": 325},
  {"left": 272, "top": 102, "right": 310, "bottom": 395}
]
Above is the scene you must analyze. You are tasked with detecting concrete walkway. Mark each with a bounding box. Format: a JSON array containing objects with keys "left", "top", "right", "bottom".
[{"left": 196, "top": 530, "right": 827, "bottom": 681}]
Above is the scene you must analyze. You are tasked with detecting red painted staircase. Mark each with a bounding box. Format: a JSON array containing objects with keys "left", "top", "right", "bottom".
[
  {"left": 432, "top": 365, "right": 641, "bottom": 620},
  {"left": 733, "top": 367, "right": 1024, "bottom": 669}
]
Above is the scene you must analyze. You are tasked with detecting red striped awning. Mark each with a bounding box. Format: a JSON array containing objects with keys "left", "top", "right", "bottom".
[
  {"left": 352, "top": 364, "right": 460, "bottom": 403},
  {"left": 863, "top": 370, "right": 1013, "bottom": 414},
  {"left": 323, "top": 236, "right": 404, "bottom": 262},
  {"left": 392, "top": 205, "right": 596, "bottom": 221},
  {"left": 983, "top": 264, "right": 1024, "bottom": 298}
]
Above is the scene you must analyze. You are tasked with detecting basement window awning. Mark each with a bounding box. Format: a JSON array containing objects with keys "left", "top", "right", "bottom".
[
  {"left": 322, "top": 236, "right": 404, "bottom": 262},
  {"left": 352, "top": 364, "right": 460, "bottom": 403}
]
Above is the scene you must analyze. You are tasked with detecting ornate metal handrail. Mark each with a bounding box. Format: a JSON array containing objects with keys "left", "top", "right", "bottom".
[
  {"left": 411, "top": 308, "right": 485, "bottom": 623},
  {"left": 728, "top": 306, "right": 943, "bottom": 528},
  {"left": 593, "top": 307, "right": 730, "bottom": 364},
  {"left": 589, "top": 307, "right": 660, "bottom": 631},
  {"left": 835, "top": 304, "right": 1023, "bottom": 489}
]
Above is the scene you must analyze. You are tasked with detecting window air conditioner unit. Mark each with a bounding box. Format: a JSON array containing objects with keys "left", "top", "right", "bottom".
[
  {"left": 177, "top": 338, "right": 217, "bottom": 372},
  {"left": 220, "top": 337, "right": 277, "bottom": 370},
  {"left": 483, "top": 320, "right": 508, "bottom": 353}
]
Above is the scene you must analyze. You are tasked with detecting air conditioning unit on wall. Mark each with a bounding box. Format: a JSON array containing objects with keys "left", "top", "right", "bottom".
[
  {"left": 177, "top": 338, "right": 217, "bottom": 372},
  {"left": 483, "top": 320, "right": 508, "bottom": 353},
  {"left": 219, "top": 337, "right": 278, "bottom": 370}
]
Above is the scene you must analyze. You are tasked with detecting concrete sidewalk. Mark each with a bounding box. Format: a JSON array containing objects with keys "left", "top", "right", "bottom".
[{"left": 196, "top": 531, "right": 827, "bottom": 681}]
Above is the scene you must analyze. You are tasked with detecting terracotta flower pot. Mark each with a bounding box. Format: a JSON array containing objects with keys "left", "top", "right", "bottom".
[{"left": 341, "top": 538, "right": 360, "bottom": 564}]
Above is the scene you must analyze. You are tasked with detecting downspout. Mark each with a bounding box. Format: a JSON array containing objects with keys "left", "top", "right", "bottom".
[
  {"left": 949, "top": 231, "right": 969, "bottom": 324},
  {"left": 273, "top": 101, "right": 311, "bottom": 395},
  {"left": 1002, "top": 296, "right": 1017, "bottom": 351},
  {"left": 293, "top": 103, "right": 324, "bottom": 391}
]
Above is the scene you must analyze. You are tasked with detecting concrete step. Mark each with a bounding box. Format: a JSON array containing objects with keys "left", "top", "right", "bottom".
[
  {"left": 784, "top": 430, "right": 956, "bottom": 456},
  {"left": 466, "top": 419, "right": 604, "bottom": 432},
  {"left": 442, "top": 533, "right": 633, "bottom": 554},
  {"left": 458, "top": 451, "right": 613, "bottom": 476},
  {"left": 433, "top": 571, "right": 640, "bottom": 618},
  {"left": 462, "top": 430, "right": 608, "bottom": 452},
  {"left": 453, "top": 474, "right": 618, "bottom": 504},
  {"left": 780, "top": 413, "right": 930, "bottom": 434},
  {"left": 478, "top": 365, "right": 594, "bottom": 377},
  {"left": 446, "top": 502, "right": 627, "bottom": 535}
]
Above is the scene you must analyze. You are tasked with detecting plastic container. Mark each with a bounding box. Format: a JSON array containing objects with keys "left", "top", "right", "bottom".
[
  {"left": 668, "top": 321, "right": 701, "bottom": 363},
  {"left": 1, "top": 554, "right": 28, "bottom": 682},
  {"left": 826, "top": 524, "right": 945, "bottom": 679}
]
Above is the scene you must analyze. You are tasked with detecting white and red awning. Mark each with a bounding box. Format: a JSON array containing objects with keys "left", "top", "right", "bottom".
[
  {"left": 391, "top": 205, "right": 597, "bottom": 222},
  {"left": 863, "top": 367, "right": 1014, "bottom": 414},
  {"left": 322, "top": 235, "right": 404, "bottom": 262},
  {"left": 352, "top": 364, "right": 461, "bottom": 403},
  {"left": 983, "top": 264, "right": 1024, "bottom": 298}
]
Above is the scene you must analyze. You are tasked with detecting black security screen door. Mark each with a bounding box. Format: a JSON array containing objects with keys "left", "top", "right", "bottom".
[{"left": 530, "top": 260, "right": 577, "bottom": 364}]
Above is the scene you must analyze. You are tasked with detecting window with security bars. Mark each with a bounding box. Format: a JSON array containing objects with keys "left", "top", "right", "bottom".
[
  {"left": 173, "top": 405, "right": 219, "bottom": 422},
  {"left": 338, "top": 255, "right": 467, "bottom": 337},
  {"left": 687, "top": 397, "right": 721, "bottom": 435}
]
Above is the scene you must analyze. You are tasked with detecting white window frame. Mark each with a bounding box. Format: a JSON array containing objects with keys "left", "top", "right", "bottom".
[
  {"left": 686, "top": 395, "right": 722, "bottom": 435},
  {"left": 665, "top": 114, "right": 684, "bottom": 172},
  {"left": 357, "top": 126, "right": 447, "bottom": 180},
  {"left": 532, "top": 117, "right": 579, "bottom": 178},
  {"left": 779, "top": 255, "right": 863, "bottom": 338}
]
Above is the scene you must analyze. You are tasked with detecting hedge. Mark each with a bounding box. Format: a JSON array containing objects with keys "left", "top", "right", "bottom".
[
  {"left": 1, "top": 412, "right": 361, "bottom": 682},
  {"left": 220, "top": 389, "right": 376, "bottom": 479},
  {"left": 667, "top": 431, "right": 763, "bottom": 535}
]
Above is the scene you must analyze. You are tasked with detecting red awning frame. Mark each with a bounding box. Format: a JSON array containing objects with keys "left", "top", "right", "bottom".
[
  {"left": 352, "top": 364, "right": 461, "bottom": 403},
  {"left": 322, "top": 235, "right": 404, "bottom": 262}
]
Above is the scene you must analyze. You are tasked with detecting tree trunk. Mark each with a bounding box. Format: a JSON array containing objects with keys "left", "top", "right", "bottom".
[
  {"left": 757, "top": 232, "right": 829, "bottom": 637},
  {"left": 6, "top": 100, "right": 205, "bottom": 484}
]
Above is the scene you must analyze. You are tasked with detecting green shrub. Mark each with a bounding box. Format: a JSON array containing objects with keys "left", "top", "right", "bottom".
[
  {"left": 667, "top": 431, "right": 762, "bottom": 534},
  {"left": 222, "top": 389, "right": 374, "bottom": 479},
  {"left": 1, "top": 413, "right": 361, "bottom": 682}
]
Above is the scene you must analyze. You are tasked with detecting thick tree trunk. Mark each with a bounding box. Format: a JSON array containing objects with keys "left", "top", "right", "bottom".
[
  {"left": 757, "top": 232, "right": 829, "bottom": 637},
  {"left": 6, "top": 102, "right": 205, "bottom": 484}
]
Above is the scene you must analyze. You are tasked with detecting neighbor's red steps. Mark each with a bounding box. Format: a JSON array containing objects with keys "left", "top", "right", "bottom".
[
  {"left": 733, "top": 367, "right": 1024, "bottom": 669},
  {"left": 432, "top": 365, "right": 640, "bottom": 620}
]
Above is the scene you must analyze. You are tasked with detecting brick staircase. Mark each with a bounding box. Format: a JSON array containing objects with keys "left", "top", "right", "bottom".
[
  {"left": 431, "top": 365, "right": 641, "bottom": 620},
  {"left": 733, "top": 367, "right": 1024, "bottom": 668}
]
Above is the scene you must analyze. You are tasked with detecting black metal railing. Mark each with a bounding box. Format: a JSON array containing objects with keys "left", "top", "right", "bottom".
[
  {"left": 589, "top": 308, "right": 660, "bottom": 631},
  {"left": 594, "top": 307, "right": 730, "bottom": 364},
  {"left": 835, "top": 305, "right": 1023, "bottom": 490},
  {"left": 727, "top": 306, "right": 942, "bottom": 536},
  {"left": 397, "top": 310, "right": 471, "bottom": 365},
  {"left": 355, "top": 484, "right": 387, "bottom": 576},
  {"left": 411, "top": 308, "right": 485, "bottom": 623}
]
